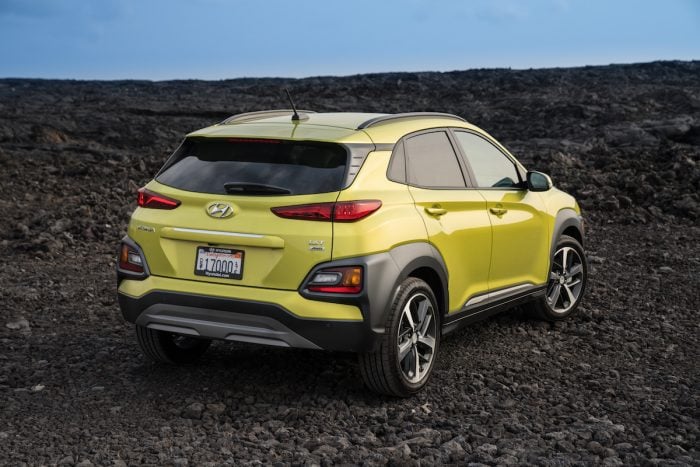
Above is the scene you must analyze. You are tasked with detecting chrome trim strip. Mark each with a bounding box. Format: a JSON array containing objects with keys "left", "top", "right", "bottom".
[
  {"left": 171, "top": 227, "right": 264, "bottom": 239},
  {"left": 463, "top": 294, "right": 489, "bottom": 308},
  {"left": 462, "top": 283, "right": 538, "bottom": 310},
  {"left": 488, "top": 283, "right": 534, "bottom": 300}
]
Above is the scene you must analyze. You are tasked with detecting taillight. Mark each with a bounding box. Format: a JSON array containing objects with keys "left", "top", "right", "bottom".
[
  {"left": 137, "top": 188, "right": 180, "bottom": 209},
  {"left": 271, "top": 203, "right": 333, "bottom": 221},
  {"left": 119, "top": 243, "right": 144, "bottom": 273},
  {"left": 333, "top": 200, "right": 382, "bottom": 221},
  {"left": 307, "top": 267, "right": 363, "bottom": 294},
  {"left": 271, "top": 200, "right": 381, "bottom": 222}
]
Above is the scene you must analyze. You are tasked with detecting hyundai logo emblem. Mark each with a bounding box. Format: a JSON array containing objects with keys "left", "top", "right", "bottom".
[{"left": 206, "top": 202, "right": 234, "bottom": 219}]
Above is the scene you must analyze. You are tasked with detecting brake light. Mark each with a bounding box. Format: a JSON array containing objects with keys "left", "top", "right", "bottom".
[
  {"left": 271, "top": 203, "right": 333, "bottom": 221},
  {"left": 307, "top": 267, "right": 363, "bottom": 294},
  {"left": 227, "top": 138, "right": 281, "bottom": 144},
  {"left": 333, "top": 200, "right": 382, "bottom": 222},
  {"left": 137, "top": 188, "right": 180, "bottom": 209},
  {"left": 271, "top": 200, "right": 381, "bottom": 222},
  {"left": 119, "top": 243, "right": 144, "bottom": 273}
]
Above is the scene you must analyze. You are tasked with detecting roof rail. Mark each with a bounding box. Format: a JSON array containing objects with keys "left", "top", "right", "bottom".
[
  {"left": 221, "top": 109, "right": 316, "bottom": 124},
  {"left": 356, "top": 112, "right": 466, "bottom": 130}
]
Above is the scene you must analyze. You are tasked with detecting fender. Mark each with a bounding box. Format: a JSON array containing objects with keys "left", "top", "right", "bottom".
[
  {"left": 551, "top": 208, "right": 584, "bottom": 260},
  {"left": 383, "top": 242, "right": 449, "bottom": 331}
]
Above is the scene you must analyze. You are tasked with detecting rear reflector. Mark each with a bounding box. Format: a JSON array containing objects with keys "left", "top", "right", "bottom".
[
  {"left": 119, "top": 243, "right": 145, "bottom": 273},
  {"left": 271, "top": 200, "right": 381, "bottom": 222},
  {"left": 137, "top": 188, "right": 181, "bottom": 209},
  {"left": 307, "top": 267, "right": 363, "bottom": 294}
]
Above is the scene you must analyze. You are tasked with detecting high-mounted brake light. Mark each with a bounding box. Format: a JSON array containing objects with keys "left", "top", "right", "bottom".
[
  {"left": 227, "top": 138, "right": 281, "bottom": 144},
  {"left": 307, "top": 267, "right": 363, "bottom": 294},
  {"left": 137, "top": 188, "right": 181, "bottom": 209},
  {"left": 271, "top": 200, "right": 381, "bottom": 222}
]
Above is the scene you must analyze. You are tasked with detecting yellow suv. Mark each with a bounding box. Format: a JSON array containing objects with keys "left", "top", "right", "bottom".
[{"left": 117, "top": 110, "right": 587, "bottom": 396}]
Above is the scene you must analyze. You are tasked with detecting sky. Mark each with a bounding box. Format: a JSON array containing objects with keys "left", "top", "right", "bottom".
[{"left": 0, "top": 0, "right": 698, "bottom": 80}]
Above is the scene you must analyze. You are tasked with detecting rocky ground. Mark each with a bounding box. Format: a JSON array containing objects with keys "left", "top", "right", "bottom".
[{"left": 0, "top": 61, "right": 698, "bottom": 465}]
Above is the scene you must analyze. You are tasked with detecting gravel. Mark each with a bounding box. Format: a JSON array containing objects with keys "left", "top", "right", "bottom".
[{"left": 0, "top": 61, "right": 699, "bottom": 465}]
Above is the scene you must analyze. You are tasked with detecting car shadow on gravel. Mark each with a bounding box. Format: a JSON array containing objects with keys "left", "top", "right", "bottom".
[
  {"left": 127, "top": 342, "right": 373, "bottom": 399},
  {"left": 122, "top": 308, "right": 542, "bottom": 403}
]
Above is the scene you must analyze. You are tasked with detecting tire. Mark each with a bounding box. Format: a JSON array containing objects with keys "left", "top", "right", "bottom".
[
  {"left": 525, "top": 234, "right": 588, "bottom": 321},
  {"left": 359, "top": 278, "right": 440, "bottom": 397},
  {"left": 135, "top": 325, "right": 211, "bottom": 364}
]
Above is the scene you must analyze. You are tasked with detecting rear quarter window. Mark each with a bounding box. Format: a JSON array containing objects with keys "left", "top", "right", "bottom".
[{"left": 156, "top": 138, "right": 348, "bottom": 195}]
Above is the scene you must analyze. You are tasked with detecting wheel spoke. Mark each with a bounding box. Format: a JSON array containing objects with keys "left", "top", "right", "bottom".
[
  {"left": 416, "top": 299, "right": 429, "bottom": 325},
  {"left": 398, "top": 339, "right": 412, "bottom": 362},
  {"left": 548, "top": 283, "right": 561, "bottom": 306},
  {"left": 403, "top": 304, "right": 416, "bottom": 330},
  {"left": 419, "top": 312, "right": 432, "bottom": 336},
  {"left": 550, "top": 271, "right": 559, "bottom": 281},
  {"left": 563, "top": 284, "right": 577, "bottom": 305},
  {"left": 568, "top": 263, "right": 583, "bottom": 276},
  {"left": 561, "top": 248, "right": 569, "bottom": 271},
  {"left": 413, "top": 346, "right": 421, "bottom": 381},
  {"left": 417, "top": 335, "right": 435, "bottom": 352}
]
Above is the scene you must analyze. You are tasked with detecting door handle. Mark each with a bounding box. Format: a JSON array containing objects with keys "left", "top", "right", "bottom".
[
  {"left": 425, "top": 206, "right": 447, "bottom": 217},
  {"left": 489, "top": 207, "right": 508, "bottom": 216}
]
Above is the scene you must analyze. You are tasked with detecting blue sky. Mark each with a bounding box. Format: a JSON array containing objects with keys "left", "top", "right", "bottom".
[{"left": 0, "top": 0, "right": 698, "bottom": 80}]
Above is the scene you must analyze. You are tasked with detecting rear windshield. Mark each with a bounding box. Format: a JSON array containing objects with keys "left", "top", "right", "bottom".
[{"left": 156, "top": 138, "right": 348, "bottom": 195}]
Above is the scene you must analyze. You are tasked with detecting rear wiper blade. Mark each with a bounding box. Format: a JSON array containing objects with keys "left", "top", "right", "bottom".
[{"left": 223, "top": 182, "right": 292, "bottom": 195}]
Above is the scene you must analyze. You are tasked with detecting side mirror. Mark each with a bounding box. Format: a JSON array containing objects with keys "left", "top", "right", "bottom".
[{"left": 527, "top": 171, "right": 553, "bottom": 192}]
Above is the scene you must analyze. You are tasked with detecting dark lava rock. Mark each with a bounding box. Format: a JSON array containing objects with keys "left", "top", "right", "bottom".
[
  {"left": 182, "top": 402, "right": 204, "bottom": 420},
  {"left": 0, "top": 61, "right": 698, "bottom": 466}
]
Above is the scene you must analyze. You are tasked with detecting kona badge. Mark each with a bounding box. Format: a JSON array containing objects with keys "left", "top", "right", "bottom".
[
  {"left": 206, "top": 202, "right": 234, "bottom": 219},
  {"left": 308, "top": 240, "right": 325, "bottom": 251}
]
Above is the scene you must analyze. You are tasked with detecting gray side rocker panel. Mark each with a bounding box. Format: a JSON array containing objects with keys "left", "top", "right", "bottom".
[
  {"left": 442, "top": 284, "right": 546, "bottom": 335},
  {"left": 300, "top": 242, "right": 449, "bottom": 335}
]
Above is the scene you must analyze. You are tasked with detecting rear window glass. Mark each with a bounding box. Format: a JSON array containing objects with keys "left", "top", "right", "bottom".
[{"left": 156, "top": 138, "right": 348, "bottom": 195}]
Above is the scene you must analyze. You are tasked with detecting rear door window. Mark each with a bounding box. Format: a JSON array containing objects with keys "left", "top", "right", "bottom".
[
  {"left": 156, "top": 138, "right": 348, "bottom": 195},
  {"left": 404, "top": 131, "right": 466, "bottom": 189}
]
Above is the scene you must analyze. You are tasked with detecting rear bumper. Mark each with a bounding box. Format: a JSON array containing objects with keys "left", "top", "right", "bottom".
[
  {"left": 117, "top": 242, "right": 448, "bottom": 353},
  {"left": 118, "top": 280, "right": 379, "bottom": 352}
]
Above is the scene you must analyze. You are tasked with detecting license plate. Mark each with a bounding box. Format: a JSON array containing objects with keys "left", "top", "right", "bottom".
[{"left": 194, "top": 247, "right": 244, "bottom": 280}]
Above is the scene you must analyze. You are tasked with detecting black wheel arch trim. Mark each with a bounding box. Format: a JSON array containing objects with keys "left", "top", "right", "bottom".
[{"left": 551, "top": 209, "right": 584, "bottom": 256}]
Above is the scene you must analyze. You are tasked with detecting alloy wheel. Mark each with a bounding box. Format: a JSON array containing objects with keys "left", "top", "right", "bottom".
[
  {"left": 547, "top": 246, "right": 585, "bottom": 313},
  {"left": 396, "top": 293, "right": 437, "bottom": 384}
]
